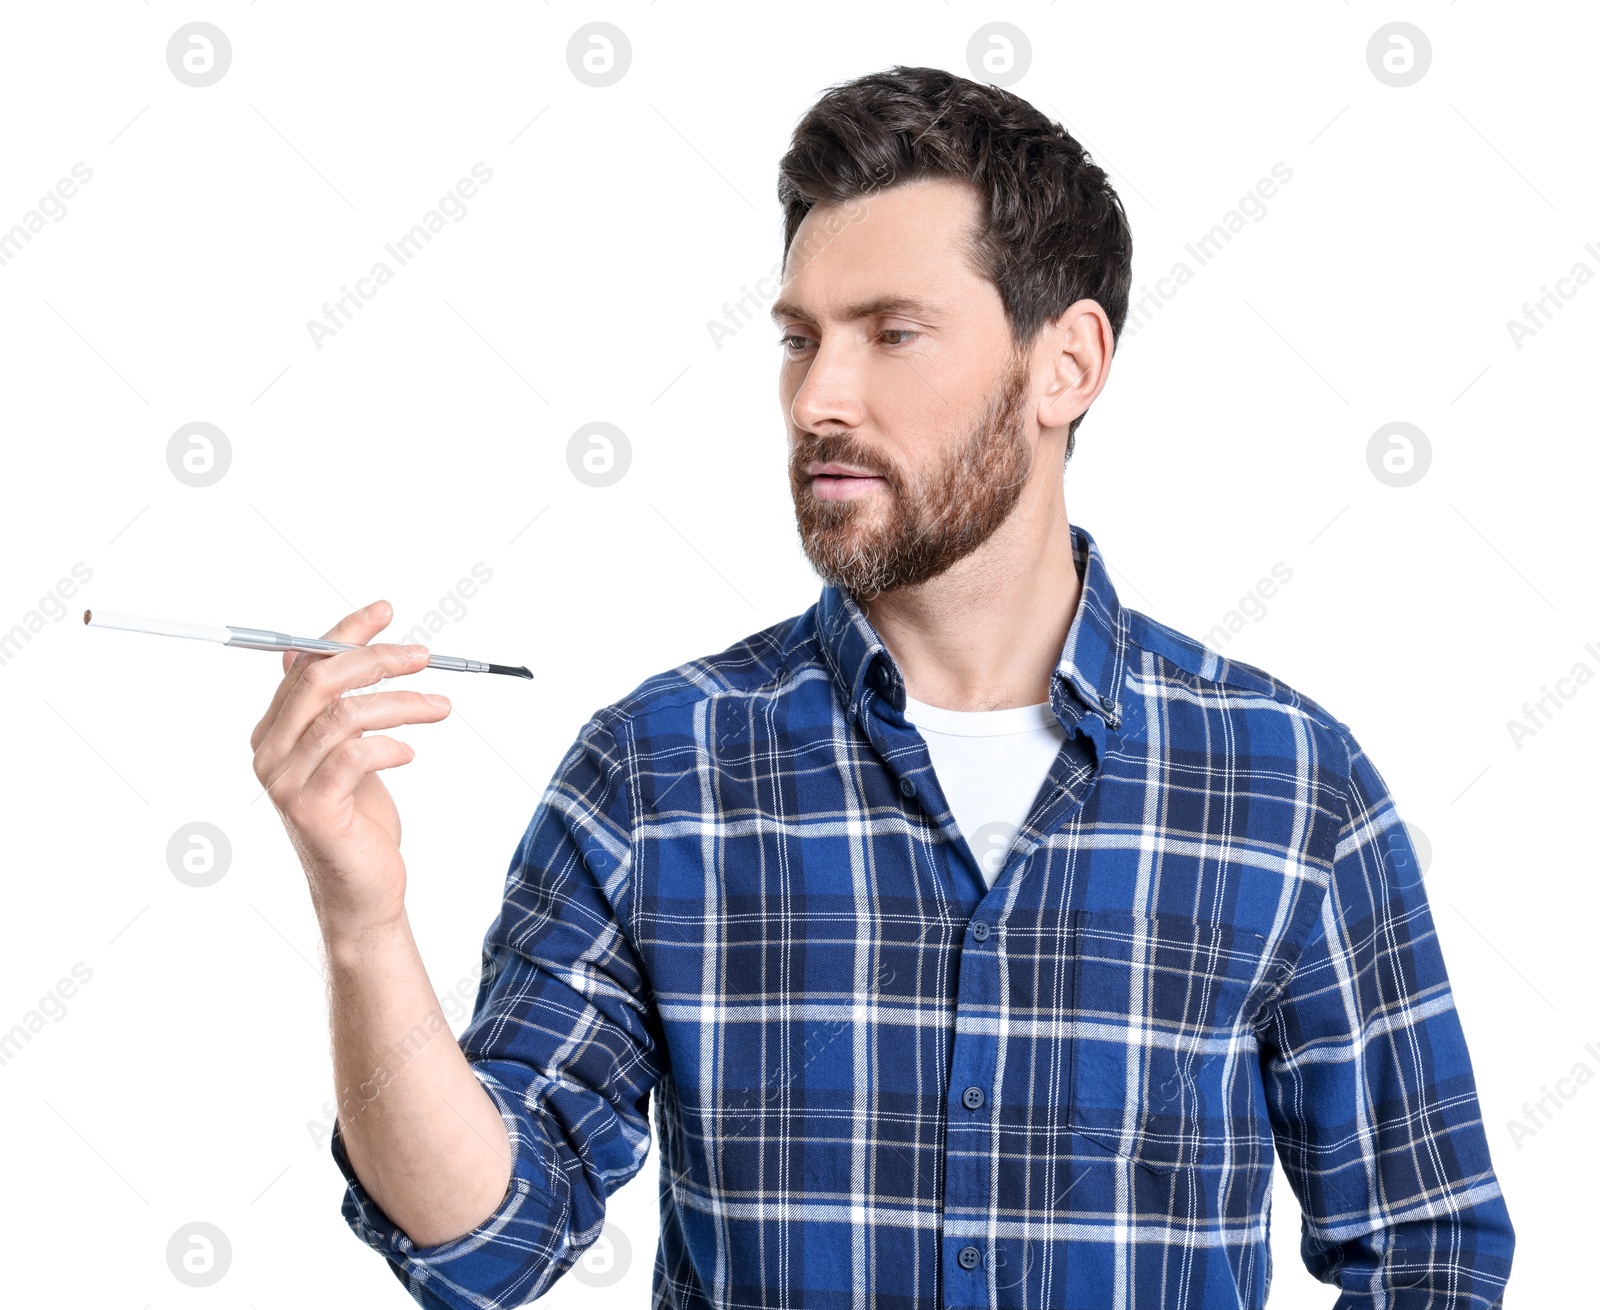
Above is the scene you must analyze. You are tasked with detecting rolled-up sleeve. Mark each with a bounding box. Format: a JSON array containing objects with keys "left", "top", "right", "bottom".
[
  {"left": 1256, "top": 727, "right": 1515, "bottom": 1306},
  {"left": 329, "top": 709, "right": 666, "bottom": 1309}
]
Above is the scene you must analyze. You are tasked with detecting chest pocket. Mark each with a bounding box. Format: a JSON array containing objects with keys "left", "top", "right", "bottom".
[{"left": 1068, "top": 909, "right": 1278, "bottom": 1175}]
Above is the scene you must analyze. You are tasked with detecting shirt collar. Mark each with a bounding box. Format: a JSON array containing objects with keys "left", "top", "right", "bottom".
[{"left": 815, "top": 521, "right": 1130, "bottom": 733}]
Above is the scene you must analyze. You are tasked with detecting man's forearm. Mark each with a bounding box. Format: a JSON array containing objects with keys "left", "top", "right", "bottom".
[{"left": 324, "top": 909, "right": 512, "bottom": 1249}]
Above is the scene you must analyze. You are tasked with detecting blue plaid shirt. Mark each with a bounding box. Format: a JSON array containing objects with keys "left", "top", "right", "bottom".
[{"left": 331, "top": 522, "right": 1514, "bottom": 1308}]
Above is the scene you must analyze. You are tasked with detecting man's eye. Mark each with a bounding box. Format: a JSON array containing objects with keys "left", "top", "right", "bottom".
[
  {"left": 879, "top": 329, "right": 919, "bottom": 346},
  {"left": 777, "top": 334, "right": 813, "bottom": 352}
]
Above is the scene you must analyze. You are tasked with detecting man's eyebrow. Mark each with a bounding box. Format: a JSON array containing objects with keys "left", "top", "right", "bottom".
[{"left": 768, "top": 294, "right": 941, "bottom": 326}]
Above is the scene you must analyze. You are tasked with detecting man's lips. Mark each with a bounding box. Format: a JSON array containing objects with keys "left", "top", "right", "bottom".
[
  {"left": 808, "top": 470, "right": 885, "bottom": 500},
  {"left": 807, "top": 461, "right": 881, "bottom": 479}
]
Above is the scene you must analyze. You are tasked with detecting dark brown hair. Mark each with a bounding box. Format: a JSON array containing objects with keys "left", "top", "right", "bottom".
[{"left": 776, "top": 65, "right": 1133, "bottom": 455}]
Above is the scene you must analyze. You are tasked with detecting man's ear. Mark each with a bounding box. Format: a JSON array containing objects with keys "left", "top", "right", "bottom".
[{"left": 1036, "top": 299, "right": 1114, "bottom": 432}]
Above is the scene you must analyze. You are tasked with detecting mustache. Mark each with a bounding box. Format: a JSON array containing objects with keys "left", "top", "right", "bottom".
[{"left": 791, "top": 439, "right": 896, "bottom": 482}]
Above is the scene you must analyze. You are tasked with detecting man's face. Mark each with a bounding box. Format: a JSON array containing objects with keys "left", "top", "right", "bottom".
[{"left": 774, "top": 177, "right": 1038, "bottom": 601}]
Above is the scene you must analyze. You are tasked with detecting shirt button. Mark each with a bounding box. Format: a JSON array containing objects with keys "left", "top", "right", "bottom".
[
  {"left": 898, "top": 776, "right": 916, "bottom": 797},
  {"left": 957, "top": 1245, "right": 982, "bottom": 1270},
  {"left": 876, "top": 667, "right": 892, "bottom": 690},
  {"left": 970, "top": 920, "right": 989, "bottom": 941},
  {"left": 962, "top": 1085, "right": 985, "bottom": 1110}
]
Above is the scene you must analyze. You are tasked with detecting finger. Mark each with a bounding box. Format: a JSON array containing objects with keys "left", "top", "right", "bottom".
[
  {"left": 252, "top": 599, "right": 396, "bottom": 752},
  {"left": 301, "top": 734, "right": 419, "bottom": 810},
  {"left": 253, "top": 641, "right": 431, "bottom": 784},
  {"left": 260, "top": 689, "right": 451, "bottom": 801},
  {"left": 256, "top": 599, "right": 392, "bottom": 749},
  {"left": 283, "top": 598, "right": 396, "bottom": 675}
]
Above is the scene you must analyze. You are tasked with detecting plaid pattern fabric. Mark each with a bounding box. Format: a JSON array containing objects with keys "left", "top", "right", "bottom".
[{"left": 330, "top": 521, "right": 1514, "bottom": 1308}]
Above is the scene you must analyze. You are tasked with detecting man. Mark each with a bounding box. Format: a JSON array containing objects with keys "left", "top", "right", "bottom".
[{"left": 252, "top": 66, "right": 1514, "bottom": 1308}]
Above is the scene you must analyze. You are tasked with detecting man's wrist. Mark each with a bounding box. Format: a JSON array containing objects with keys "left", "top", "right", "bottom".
[{"left": 320, "top": 911, "right": 413, "bottom": 972}]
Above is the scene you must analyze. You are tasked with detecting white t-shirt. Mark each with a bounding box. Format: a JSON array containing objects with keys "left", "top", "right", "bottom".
[{"left": 900, "top": 693, "right": 1068, "bottom": 890}]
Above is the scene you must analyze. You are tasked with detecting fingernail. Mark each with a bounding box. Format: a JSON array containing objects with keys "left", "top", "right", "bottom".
[
  {"left": 424, "top": 694, "right": 451, "bottom": 710},
  {"left": 404, "top": 644, "right": 428, "bottom": 657}
]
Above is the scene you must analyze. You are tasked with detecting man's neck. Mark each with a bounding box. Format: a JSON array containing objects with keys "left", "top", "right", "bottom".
[{"left": 861, "top": 497, "right": 1081, "bottom": 713}]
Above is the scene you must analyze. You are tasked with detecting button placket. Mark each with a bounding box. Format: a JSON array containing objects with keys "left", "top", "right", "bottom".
[
  {"left": 941, "top": 901, "right": 1002, "bottom": 1303},
  {"left": 864, "top": 651, "right": 1004, "bottom": 1305}
]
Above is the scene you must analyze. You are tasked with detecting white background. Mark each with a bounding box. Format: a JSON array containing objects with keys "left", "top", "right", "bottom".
[{"left": 1, "top": 2, "right": 1593, "bottom": 1304}]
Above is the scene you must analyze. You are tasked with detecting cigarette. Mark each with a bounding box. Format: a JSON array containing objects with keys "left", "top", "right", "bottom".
[{"left": 83, "top": 609, "right": 533, "bottom": 680}]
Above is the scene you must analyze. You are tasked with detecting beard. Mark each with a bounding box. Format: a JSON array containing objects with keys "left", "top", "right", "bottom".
[{"left": 788, "top": 350, "right": 1035, "bottom": 601}]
